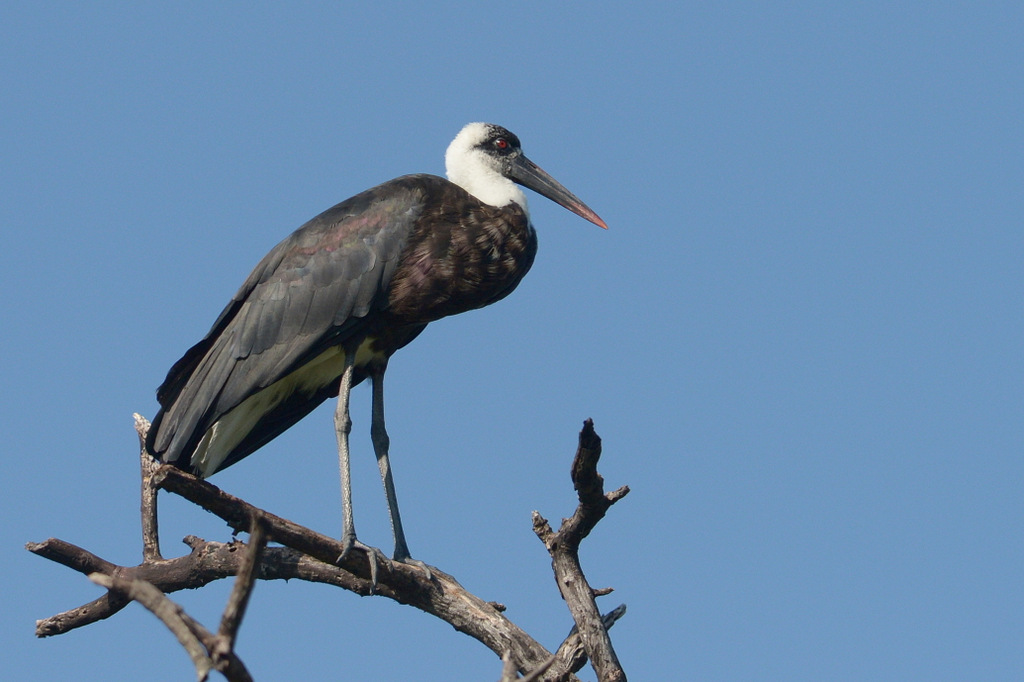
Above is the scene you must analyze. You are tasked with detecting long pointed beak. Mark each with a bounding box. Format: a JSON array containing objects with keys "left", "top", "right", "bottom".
[{"left": 509, "top": 154, "right": 608, "bottom": 229}]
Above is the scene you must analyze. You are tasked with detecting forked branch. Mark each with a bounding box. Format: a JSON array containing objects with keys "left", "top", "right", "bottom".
[
  {"left": 533, "top": 419, "right": 630, "bottom": 682},
  {"left": 28, "top": 417, "right": 628, "bottom": 681}
]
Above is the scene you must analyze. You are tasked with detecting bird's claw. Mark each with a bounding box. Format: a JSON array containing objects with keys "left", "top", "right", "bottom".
[
  {"left": 337, "top": 535, "right": 386, "bottom": 591},
  {"left": 393, "top": 554, "right": 434, "bottom": 581},
  {"left": 337, "top": 534, "right": 435, "bottom": 590}
]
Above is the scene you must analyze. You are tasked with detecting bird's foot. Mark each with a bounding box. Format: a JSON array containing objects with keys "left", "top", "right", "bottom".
[
  {"left": 392, "top": 551, "right": 434, "bottom": 581},
  {"left": 337, "top": 535, "right": 387, "bottom": 591}
]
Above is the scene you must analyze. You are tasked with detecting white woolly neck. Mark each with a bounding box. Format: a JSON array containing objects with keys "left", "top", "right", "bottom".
[{"left": 445, "top": 122, "right": 529, "bottom": 213}]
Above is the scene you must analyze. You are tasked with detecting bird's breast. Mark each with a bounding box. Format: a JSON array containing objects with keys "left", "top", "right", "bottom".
[{"left": 384, "top": 203, "right": 537, "bottom": 324}]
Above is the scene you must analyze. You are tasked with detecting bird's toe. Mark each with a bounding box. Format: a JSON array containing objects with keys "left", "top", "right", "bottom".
[
  {"left": 394, "top": 555, "right": 434, "bottom": 581},
  {"left": 337, "top": 536, "right": 387, "bottom": 590}
]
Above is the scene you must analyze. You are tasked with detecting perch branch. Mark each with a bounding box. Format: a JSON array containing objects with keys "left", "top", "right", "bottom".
[
  {"left": 31, "top": 418, "right": 628, "bottom": 680},
  {"left": 153, "top": 465, "right": 571, "bottom": 678}
]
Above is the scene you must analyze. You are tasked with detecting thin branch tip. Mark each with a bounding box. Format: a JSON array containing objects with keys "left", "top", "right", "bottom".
[
  {"left": 133, "top": 411, "right": 151, "bottom": 431},
  {"left": 608, "top": 485, "right": 630, "bottom": 503}
]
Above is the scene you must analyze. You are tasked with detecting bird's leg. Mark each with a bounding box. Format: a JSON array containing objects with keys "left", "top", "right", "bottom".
[
  {"left": 369, "top": 364, "right": 432, "bottom": 578},
  {"left": 368, "top": 363, "right": 408, "bottom": 559},
  {"left": 334, "top": 349, "right": 380, "bottom": 586},
  {"left": 335, "top": 350, "right": 357, "bottom": 548}
]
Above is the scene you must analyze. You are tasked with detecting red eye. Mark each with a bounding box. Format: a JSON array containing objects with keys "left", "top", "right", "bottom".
[{"left": 495, "top": 138, "right": 509, "bottom": 150}]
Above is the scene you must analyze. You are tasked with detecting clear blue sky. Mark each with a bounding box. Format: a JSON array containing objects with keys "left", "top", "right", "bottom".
[{"left": 3, "top": 3, "right": 1021, "bottom": 680}]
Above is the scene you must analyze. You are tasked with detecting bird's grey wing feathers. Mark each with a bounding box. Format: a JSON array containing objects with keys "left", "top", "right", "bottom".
[{"left": 148, "top": 177, "right": 429, "bottom": 464}]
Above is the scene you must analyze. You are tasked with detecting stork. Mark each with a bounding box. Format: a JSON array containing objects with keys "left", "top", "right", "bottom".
[{"left": 146, "top": 122, "right": 606, "bottom": 570}]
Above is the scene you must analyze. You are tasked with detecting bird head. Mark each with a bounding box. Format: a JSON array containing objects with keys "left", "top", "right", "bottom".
[{"left": 445, "top": 122, "right": 607, "bottom": 229}]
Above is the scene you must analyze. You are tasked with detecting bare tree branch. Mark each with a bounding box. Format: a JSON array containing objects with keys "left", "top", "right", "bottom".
[
  {"left": 214, "top": 514, "right": 269, "bottom": 666},
  {"left": 28, "top": 538, "right": 364, "bottom": 635},
  {"left": 135, "top": 413, "right": 163, "bottom": 562},
  {"left": 89, "top": 572, "right": 217, "bottom": 680},
  {"left": 554, "top": 604, "right": 628, "bottom": 675},
  {"left": 153, "top": 465, "right": 572, "bottom": 677},
  {"left": 29, "top": 418, "right": 628, "bottom": 680},
  {"left": 500, "top": 651, "right": 558, "bottom": 682},
  {"left": 533, "top": 419, "right": 630, "bottom": 682}
]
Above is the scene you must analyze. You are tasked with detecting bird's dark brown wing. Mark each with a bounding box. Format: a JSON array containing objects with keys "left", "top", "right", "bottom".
[{"left": 147, "top": 175, "right": 440, "bottom": 470}]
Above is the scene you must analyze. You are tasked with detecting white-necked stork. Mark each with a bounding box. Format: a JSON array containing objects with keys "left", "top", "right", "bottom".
[{"left": 147, "top": 122, "right": 606, "bottom": 568}]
